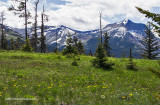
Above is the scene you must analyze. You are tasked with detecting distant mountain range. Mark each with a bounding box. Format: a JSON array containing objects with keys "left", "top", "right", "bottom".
[
  {"left": 0, "top": 25, "right": 22, "bottom": 40},
  {"left": 3, "top": 19, "right": 160, "bottom": 58}
]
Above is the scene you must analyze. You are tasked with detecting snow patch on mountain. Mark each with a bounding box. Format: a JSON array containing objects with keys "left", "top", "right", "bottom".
[{"left": 123, "top": 19, "right": 129, "bottom": 25}]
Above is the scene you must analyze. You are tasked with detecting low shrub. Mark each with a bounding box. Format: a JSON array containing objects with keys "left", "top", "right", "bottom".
[
  {"left": 72, "top": 59, "right": 78, "bottom": 66},
  {"left": 126, "top": 47, "right": 138, "bottom": 71},
  {"left": 157, "top": 59, "right": 160, "bottom": 66},
  {"left": 147, "top": 67, "right": 160, "bottom": 77},
  {"left": 126, "top": 62, "right": 138, "bottom": 71},
  {"left": 91, "top": 58, "right": 114, "bottom": 69}
]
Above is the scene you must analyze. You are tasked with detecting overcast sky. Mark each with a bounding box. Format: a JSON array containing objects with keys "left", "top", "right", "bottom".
[{"left": 0, "top": 0, "right": 160, "bottom": 31}]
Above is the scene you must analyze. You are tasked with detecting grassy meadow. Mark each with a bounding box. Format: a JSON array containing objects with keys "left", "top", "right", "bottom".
[{"left": 0, "top": 50, "right": 160, "bottom": 105}]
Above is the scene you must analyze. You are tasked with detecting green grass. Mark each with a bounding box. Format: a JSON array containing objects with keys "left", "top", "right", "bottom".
[{"left": 0, "top": 50, "right": 160, "bottom": 105}]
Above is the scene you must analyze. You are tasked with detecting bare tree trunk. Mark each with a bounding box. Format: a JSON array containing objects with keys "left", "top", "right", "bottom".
[
  {"left": 25, "top": 0, "right": 28, "bottom": 40},
  {"left": 56, "top": 30, "right": 58, "bottom": 52},
  {"left": 1, "top": 12, "right": 5, "bottom": 49},
  {"left": 34, "top": 0, "right": 39, "bottom": 52},
  {"left": 41, "top": 12, "right": 44, "bottom": 53},
  {"left": 41, "top": 6, "right": 46, "bottom": 53},
  {"left": 99, "top": 12, "right": 102, "bottom": 44}
]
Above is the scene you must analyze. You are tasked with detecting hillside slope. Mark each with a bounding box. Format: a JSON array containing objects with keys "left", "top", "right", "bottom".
[
  {"left": 0, "top": 51, "right": 160, "bottom": 104},
  {"left": 0, "top": 25, "right": 23, "bottom": 40}
]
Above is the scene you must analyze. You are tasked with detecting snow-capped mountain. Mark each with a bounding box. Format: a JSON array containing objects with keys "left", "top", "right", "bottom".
[{"left": 12, "top": 19, "right": 160, "bottom": 58}]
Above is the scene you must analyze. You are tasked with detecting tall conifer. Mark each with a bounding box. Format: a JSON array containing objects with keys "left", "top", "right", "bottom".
[
  {"left": 136, "top": 6, "right": 160, "bottom": 35},
  {"left": 103, "top": 31, "right": 111, "bottom": 57},
  {"left": 141, "top": 22, "right": 159, "bottom": 59}
]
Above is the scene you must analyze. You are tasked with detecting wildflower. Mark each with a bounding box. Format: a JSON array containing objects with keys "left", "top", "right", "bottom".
[
  {"left": 38, "top": 85, "right": 40, "bottom": 87},
  {"left": 101, "top": 95, "right": 105, "bottom": 99},
  {"left": 122, "top": 96, "right": 126, "bottom": 99},
  {"left": 87, "top": 85, "right": 91, "bottom": 88},
  {"left": 129, "top": 94, "right": 133, "bottom": 97},
  {"left": 23, "top": 85, "right": 26, "bottom": 87},
  {"left": 48, "top": 87, "right": 52, "bottom": 89},
  {"left": 94, "top": 85, "right": 97, "bottom": 87},
  {"left": 13, "top": 84, "right": 16, "bottom": 87}
]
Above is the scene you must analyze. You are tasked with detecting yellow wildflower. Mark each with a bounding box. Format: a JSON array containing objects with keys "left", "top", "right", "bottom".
[
  {"left": 129, "top": 94, "right": 133, "bottom": 97},
  {"left": 122, "top": 96, "right": 126, "bottom": 99}
]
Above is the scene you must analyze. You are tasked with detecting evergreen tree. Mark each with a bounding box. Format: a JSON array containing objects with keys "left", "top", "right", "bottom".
[
  {"left": 141, "top": 22, "right": 159, "bottom": 59},
  {"left": 136, "top": 6, "right": 160, "bottom": 35},
  {"left": 21, "top": 39, "right": 32, "bottom": 52},
  {"left": 92, "top": 44, "right": 114, "bottom": 68},
  {"left": 77, "top": 41, "right": 85, "bottom": 54},
  {"left": 73, "top": 36, "right": 78, "bottom": 47},
  {"left": 3, "top": 36, "right": 8, "bottom": 50},
  {"left": 9, "top": 0, "right": 31, "bottom": 40},
  {"left": 89, "top": 50, "right": 93, "bottom": 56},
  {"left": 63, "top": 34, "right": 85, "bottom": 55},
  {"left": 129, "top": 47, "right": 133, "bottom": 62},
  {"left": 95, "top": 44, "right": 106, "bottom": 60},
  {"left": 103, "top": 31, "right": 111, "bottom": 57},
  {"left": 126, "top": 47, "right": 137, "bottom": 70},
  {"left": 62, "top": 34, "right": 77, "bottom": 55},
  {"left": 15, "top": 37, "right": 22, "bottom": 50},
  {"left": 73, "top": 36, "right": 85, "bottom": 54},
  {"left": 10, "top": 38, "right": 15, "bottom": 50}
]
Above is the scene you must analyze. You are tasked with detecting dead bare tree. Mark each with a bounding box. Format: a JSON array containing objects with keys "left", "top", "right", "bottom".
[
  {"left": 31, "top": 0, "right": 39, "bottom": 52},
  {"left": 99, "top": 11, "right": 103, "bottom": 44},
  {"left": 9, "top": 0, "right": 31, "bottom": 40},
  {"left": 0, "top": 11, "right": 6, "bottom": 49},
  {"left": 40, "top": 5, "right": 48, "bottom": 53}
]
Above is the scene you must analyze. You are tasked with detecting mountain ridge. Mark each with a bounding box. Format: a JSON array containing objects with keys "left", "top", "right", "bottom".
[{"left": 5, "top": 19, "right": 160, "bottom": 58}]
